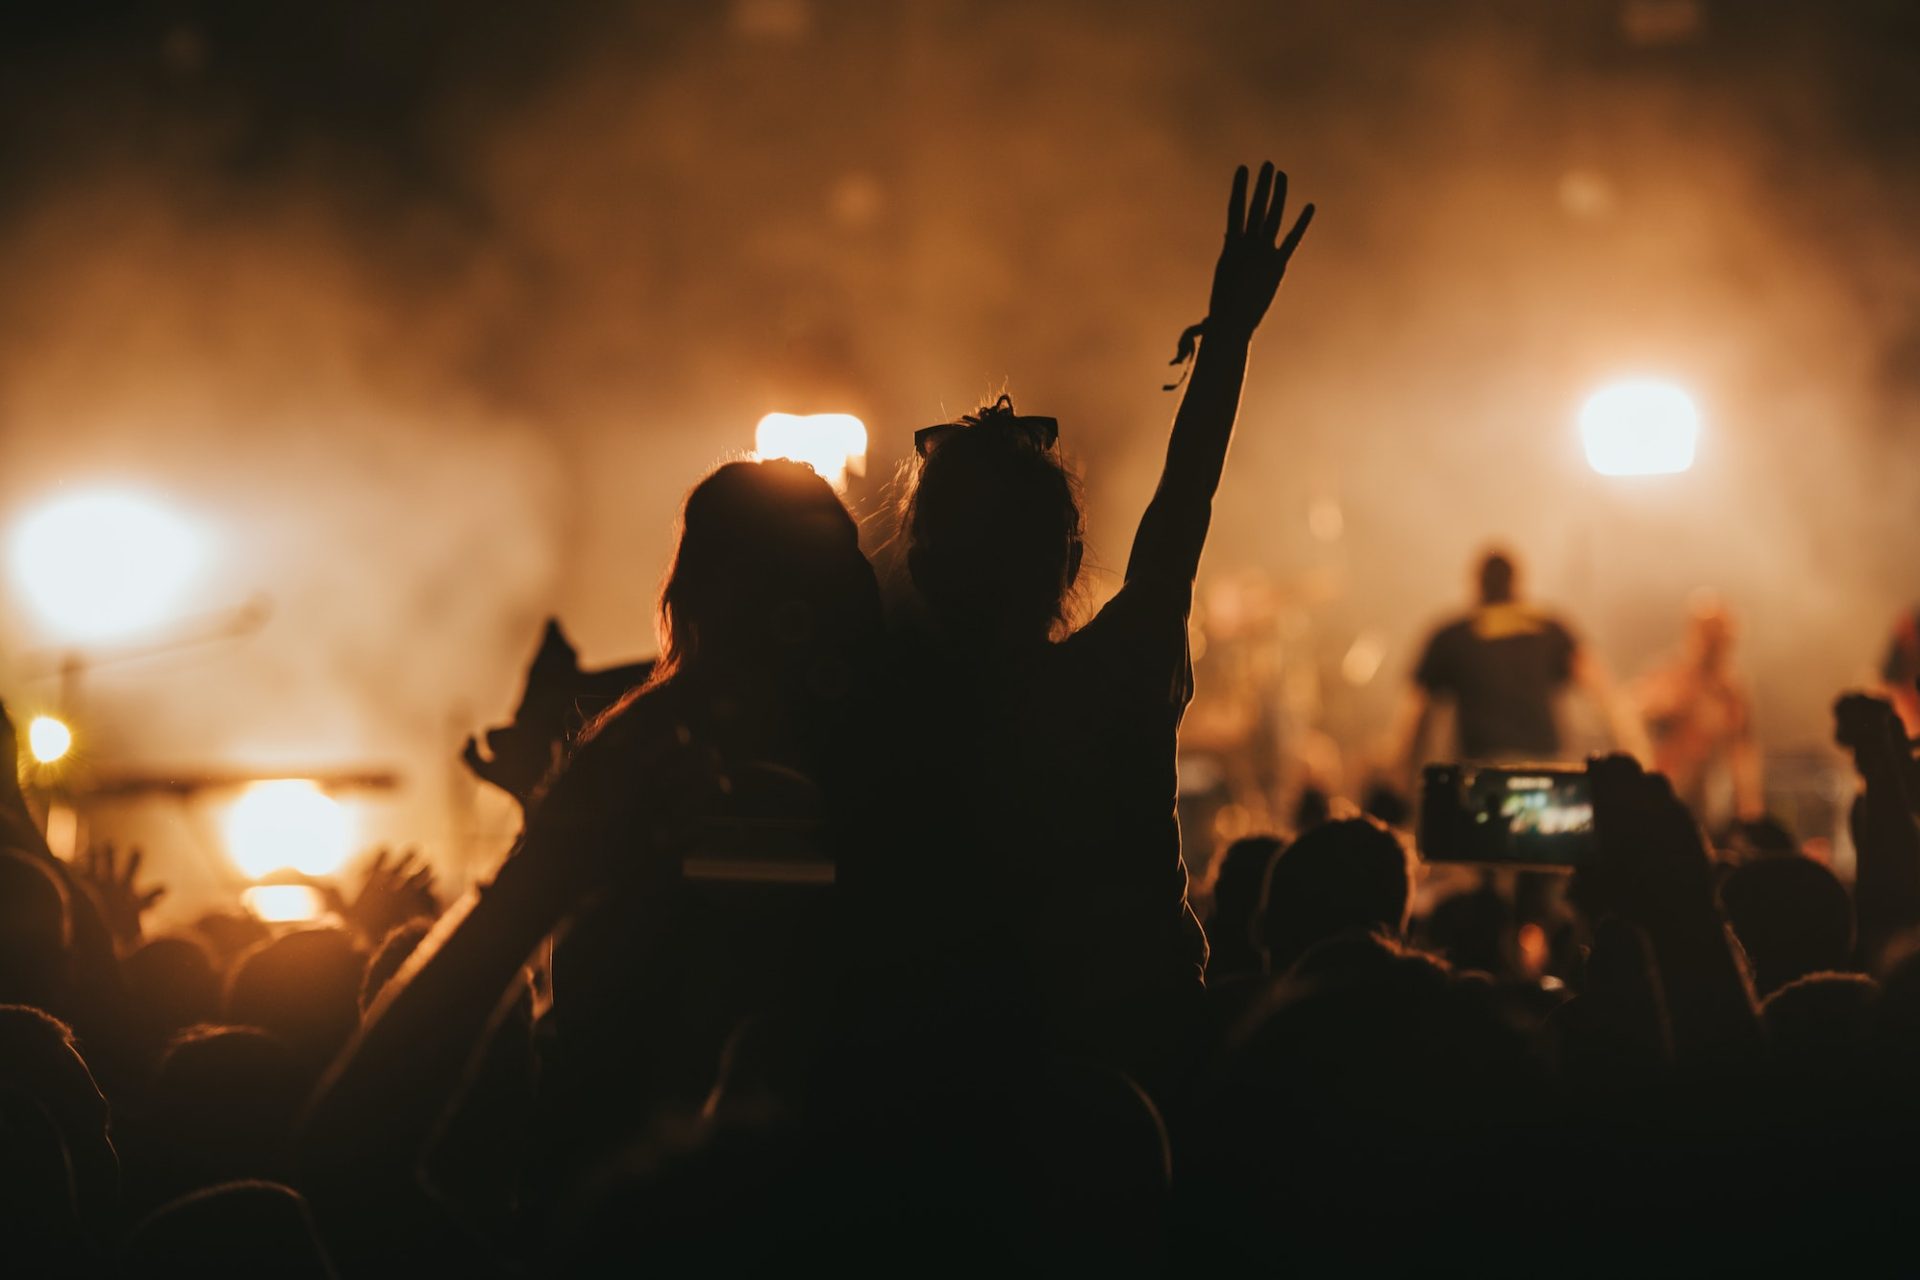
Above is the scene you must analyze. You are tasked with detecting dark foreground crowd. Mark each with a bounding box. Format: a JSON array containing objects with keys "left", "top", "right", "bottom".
[{"left": 5, "top": 165, "right": 1918, "bottom": 1275}]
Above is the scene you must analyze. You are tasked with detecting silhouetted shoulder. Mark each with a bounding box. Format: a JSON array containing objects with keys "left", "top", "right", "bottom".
[
  {"left": 1066, "top": 576, "right": 1195, "bottom": 707},
  {"left": 1414, "top": 617, "right": 1474, "bottom": 693}
]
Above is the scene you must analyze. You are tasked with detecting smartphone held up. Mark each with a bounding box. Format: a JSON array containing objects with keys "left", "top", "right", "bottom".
[{"left": 1419, "top": 763, "right": 1595, "bottom": 870}]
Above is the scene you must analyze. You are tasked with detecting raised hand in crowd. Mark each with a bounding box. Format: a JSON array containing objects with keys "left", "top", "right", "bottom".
[
  {"left": 1133, "top": 162, "right": 1313, "bottom": 586},
  {"left": 323, "top": 847, "right": 438, "bottom": 947},
  {"left": 462, "top": 619, "right": 654, "bottom": 810},
  {"left": 72, "top": 842, "right": 166, "bottom": 948},
  {"left": 1207, "top": 161, "right": 1316, "bottom": 336},
  {"left": 1834, "top": 691, "right": 1920, "bottom": 969},
  {"left": 1576, "top": 753, "right": 1759, "bottom": 1066},
  {"left": 300, "top": 696, "right": 724, "bottom": 1199}
]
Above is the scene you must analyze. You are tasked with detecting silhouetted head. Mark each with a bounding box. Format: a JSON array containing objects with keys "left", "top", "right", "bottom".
[
  {"left": 1423, "top": 880, "right": 1514, "bottom": 977},
  {"left": 1361, "top": 778, "right": 1413, "bottom": 829},
  {"left": 0, "top": 1006, "right": 116, "bottom": 1232},
  {"left": 0, "top": 852, "right": 71, "bottom": 1015},
  {"left": 902, "top": 395, "right": 1084, "bottom": 646},
  {"left": 152, "top": 1025, "right": 303, "bottom": 1193},
  {"left": 1718, "top": 855, "right": 1854, "bottom": 997},
  {"left": 1257, "top": 817, "right": 1414, "bottom": 974},
  {"left": 225, "top": 927, "right": 366, "bottom": 1075},
  {"left": 123, "top": 934, "right": 222, "bottom": 1055},
  {"left": 1762, "top": 972, "right": 1877, "bottom": 1080},
  {"left": 654, "top": 459, "right": 880, "bottom": 697},
  {"left": 189, "top": 910, "right": 272, "bottom": 972},
  {"left": 0, "top": 1086, "right": 84, "bottom": 1272},
  {"left": 127, "top": 1181, "right": 336, "bottom": 1279},
  {"left": 1290, "top": 786, "right": 1332, "bottom": 833},
  {"left": 1682, "top": 589, "right": 1736, "bottom": 668},
  {"left": 1209, "top": 934, "right": 1539, "bottom": 1258},
  {"left": 1205, "top": 835, "right": 1283, "bottom": 981},
  {"left": 1475, "top": 548, "right": 1517, "bottom": 605},
  {"left": 1718, "top": 814, "right": 1800, "bottom": 862}
]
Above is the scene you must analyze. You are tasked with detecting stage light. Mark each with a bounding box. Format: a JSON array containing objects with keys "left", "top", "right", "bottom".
[
  {"left": 26, "top": 715, "right": 72, "bottom": 764},
  {"left": 242, "top": 885, "right": 326, "bottom": 923},
  {"left": 225, "top": 780, "right": 353, "bottom": 878},
  {"left": 754, "top": 413, "right": 868, "bottom": 490},
  {"left": 10, "top": 490, "right": 206, "bottom": 642},
  {"left": 1579, "top": 380, "right": 1700, "bottom": 477}
]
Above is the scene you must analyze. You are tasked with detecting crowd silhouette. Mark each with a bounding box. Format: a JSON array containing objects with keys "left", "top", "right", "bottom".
[{"left": 5, "top": 162, "right": 1920, "bottom": 1274}]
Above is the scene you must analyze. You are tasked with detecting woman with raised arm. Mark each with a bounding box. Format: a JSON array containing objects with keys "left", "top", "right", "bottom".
[{"left": 893, "top": 164, "right": 1313, "bottom": 1096}]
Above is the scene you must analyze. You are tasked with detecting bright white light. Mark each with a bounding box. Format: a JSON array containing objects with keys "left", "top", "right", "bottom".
[
  {"left": 26, "top": 716, "right": 72, "bottom": 764},
  {"left": 1579, "top": 380, "right": 1700, "bottom": 477},
  {"left": 10, "top": 490, "right": 206, "bottom": 642},
  {"left": 754, "top": 413, "right": 868, "bottom": 490},
  {"left": 242, "top": 885, "right": 326, "bottom": 923},
  {"left": 225, "top": 780, "right": 353, "bottom": 878}
]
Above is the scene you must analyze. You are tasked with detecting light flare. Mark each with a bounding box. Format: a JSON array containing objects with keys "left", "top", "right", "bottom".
[
  {"left": 10, "top": 490, "right": 207, "bottom": 641},
  {"left": 27, "top": 715, "right": 72, "bottom": 764},
  {"left": 225, "top": 779, "right": 353, "bottom": 878},
  {"left": 1579, "top": 379, "right": 1700, "bottom": 477},
  {"left": 242, "top": 885, "right": 327, "bottom": 923},
  {"left": 754, "top": 413, "right": 868, "bottom": 490}
]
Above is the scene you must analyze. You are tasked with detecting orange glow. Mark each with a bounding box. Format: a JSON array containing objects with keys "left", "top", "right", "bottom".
[
  {"left": 10, "top": 490, "right": 207, "bottom": 641},
  {"left": 242, "top": 884, "right": 326, "bottom": 922}
]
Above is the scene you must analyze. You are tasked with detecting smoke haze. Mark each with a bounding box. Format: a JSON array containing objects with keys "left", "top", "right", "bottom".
[{"left": 1, "top": 0, "right": 1915, "bottom": 903}]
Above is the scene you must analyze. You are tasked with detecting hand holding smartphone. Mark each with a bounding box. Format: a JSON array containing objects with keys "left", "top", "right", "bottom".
[{"left": 1419, "top": 763, "right": 1595, "bottom": 870}]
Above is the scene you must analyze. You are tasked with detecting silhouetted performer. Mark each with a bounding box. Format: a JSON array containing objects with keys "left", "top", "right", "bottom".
[
  {"left": 1392, "top": 548, "right": 1647, "bottom": 775},
  {"left": 894, "top": 162, "right": 1312, "bottom": 1094},
  {"left": 1633, "top": 592, "right": 1762, "bottom": 823}
]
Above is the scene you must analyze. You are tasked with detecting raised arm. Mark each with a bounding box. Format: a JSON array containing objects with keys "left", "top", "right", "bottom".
[
  {"left": 1835, "top": 692, "right": 1920, "bottom": 970},
  {"left": 1580, "top": 755, "right": 1760, "bottom": 1069},
  {"left": 1127, "top": 162, "right": 1313, "bottom": 585},
  {"left": 298, "top": 715, "right": 714, "bottom": 1198}
]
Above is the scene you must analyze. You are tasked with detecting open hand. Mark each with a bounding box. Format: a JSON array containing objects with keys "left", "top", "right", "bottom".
[
  {"left": 74, "top": 842, "right": 165, "bottom": 946},
  {"left": 330, "top": 847, "right": 439, "bottom": 944},
  {"left": 463, "top": 726, "right": 561, "bottom": 809},
  {"left": 1208, "top": 161, "right": 1315, "bottom": 337}
]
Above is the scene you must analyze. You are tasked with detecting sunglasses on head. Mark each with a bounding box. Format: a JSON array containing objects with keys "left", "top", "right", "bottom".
[{"left": 914, "top": 414, "right": 1060, "bottom": 458}]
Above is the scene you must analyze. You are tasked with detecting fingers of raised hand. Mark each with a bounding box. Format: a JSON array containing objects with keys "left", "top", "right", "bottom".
[
  {"left": 366, "top": 847, "right": 395, "bottom": 883},
  {"left": 1226, "top": 164, "right": 1249, "bottom": 237},
  {"left": 1262, "top": 168, "right": 1290, "bottom": 241},
  {"left": 1278, "top": 201, "right": 1315, "bottom": 263},
  {"left": 1248, "top": 162, "right": 1275, "bottom": 239}
]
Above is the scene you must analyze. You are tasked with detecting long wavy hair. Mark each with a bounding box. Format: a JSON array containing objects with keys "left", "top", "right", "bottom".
[{"left": 569, "top": 458, "right": 879, "bottom": 758}]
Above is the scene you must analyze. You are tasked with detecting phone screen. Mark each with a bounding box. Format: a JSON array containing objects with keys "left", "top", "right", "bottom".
[{"left": 1419, "top": 764, "right": 1595, "bottom": 868}]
